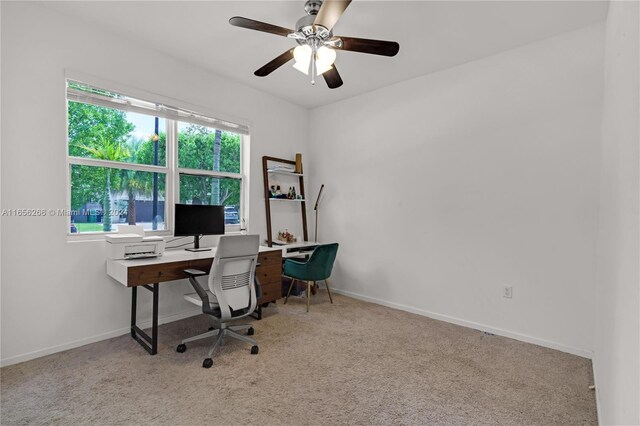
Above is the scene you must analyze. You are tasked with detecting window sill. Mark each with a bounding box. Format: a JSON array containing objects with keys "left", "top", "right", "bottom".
[{"left": 67, "top": 228, "right": 244, "bottom": 243}]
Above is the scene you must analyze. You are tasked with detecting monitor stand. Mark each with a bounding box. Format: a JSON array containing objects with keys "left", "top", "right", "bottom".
[{"left": 185, "top": 235, "right": 212, "bottom": 252}]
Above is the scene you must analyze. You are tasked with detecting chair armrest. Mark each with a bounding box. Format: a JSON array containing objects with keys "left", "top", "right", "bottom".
[
  {"left": 183, "top": 269, "right": 208, "bottom": 277},
  {"left": 183, "top": 270, "right": 214, "bottom": 315}
]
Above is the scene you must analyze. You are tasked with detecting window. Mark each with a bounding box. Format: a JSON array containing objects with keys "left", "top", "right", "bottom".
[
  {"left": 66, "top": 80, "right": 248, "bottom": 235},
  {"left": 177, "top": 122, "right": 242, "bottom": 226}
]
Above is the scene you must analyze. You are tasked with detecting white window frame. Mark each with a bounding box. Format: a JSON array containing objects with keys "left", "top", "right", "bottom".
[{"left": 65, "top": 78, "right": 249, "bottom": 239}]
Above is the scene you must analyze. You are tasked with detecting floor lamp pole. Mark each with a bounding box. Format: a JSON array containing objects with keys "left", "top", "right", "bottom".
[{"left": 313, "top": 184, "right": 324, "bottom": 242}]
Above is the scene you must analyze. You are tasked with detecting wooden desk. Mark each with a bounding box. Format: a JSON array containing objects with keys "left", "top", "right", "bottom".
[{"left": 106, "top": 246, "right": 282, "bottom": 355}]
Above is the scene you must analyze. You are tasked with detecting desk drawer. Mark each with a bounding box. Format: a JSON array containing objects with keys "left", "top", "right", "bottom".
[
  {"left": 258, "top": 250, "right": 282, "bottom": 267},
  {"left": 128, "top": 261, "right": 191, "bottom": 286},
  {"left": 259, "top": 282, "right": 281, "bottom": 304},
  {"left": 255, "top": 263, "right": 282, "bottom": 285}
]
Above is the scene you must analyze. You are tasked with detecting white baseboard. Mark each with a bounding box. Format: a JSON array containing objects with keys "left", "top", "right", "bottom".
[
  {"left": 0, "top": 308, "right": 201, "bottom": 367},
  {"left": 332, "top": 288, "right": 593, "bottom": 359}
]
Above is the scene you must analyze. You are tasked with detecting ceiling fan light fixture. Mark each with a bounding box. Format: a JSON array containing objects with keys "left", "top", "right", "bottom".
[
  {"left": 293, "top": 44, "right": 336, "bottom": 76},
  {"left": 315, "top": 63, "right": 334, "bottom": 75},
  {"left": 293, "top": 44, "right": 312, "bottom": 74},
  {"left": 315, "top": 46, "right": 336, "bottom": 74},
  {"left": 293, "top": 61, "right": 310, "bottom": 75}
]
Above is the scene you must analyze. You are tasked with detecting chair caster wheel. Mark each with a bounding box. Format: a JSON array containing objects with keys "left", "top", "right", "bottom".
[
  {"left": 202, "top": 358, "right": 213, "bottom": 368},
  {"left": 251, "top": 345, "right": 259, "bottom": 355},
  {"left": 247, "top": 327, "right": 255, "bottom": 336},
  {"left": 176, "top": 344, "right": 186, "bottom": 353}
]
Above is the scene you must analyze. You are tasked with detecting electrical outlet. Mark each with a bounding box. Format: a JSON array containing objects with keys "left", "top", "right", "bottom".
[{"left": 503, "top": 286, "right": 513, "bottom": 299}]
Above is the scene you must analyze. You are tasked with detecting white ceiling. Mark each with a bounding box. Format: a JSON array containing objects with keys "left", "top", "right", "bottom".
[{"left": 40, "top": 1, "right": 608, "bottom": 109}]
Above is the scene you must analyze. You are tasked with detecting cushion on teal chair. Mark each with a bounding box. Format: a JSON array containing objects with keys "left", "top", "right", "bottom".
[{"left": 283, "top": 243, "right": 339, "bottom": 281}]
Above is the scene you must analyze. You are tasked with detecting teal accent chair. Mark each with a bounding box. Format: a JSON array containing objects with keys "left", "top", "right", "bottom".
[{"left": 283, "top": 243, "right": 339, "bottom": 312}]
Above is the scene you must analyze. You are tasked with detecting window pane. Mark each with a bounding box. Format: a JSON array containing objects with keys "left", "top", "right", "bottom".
[
  {"left": 177, "top": 122, "right": 241, "bottom": 173},
  {"left": 68, "top": 101, "right": 166, "bottom": 167},
  {"left": 179, "top": 174, "right": 241, "bottom": 225},
  {"left": 70, "top": 164, "right": 166, "bottom": 233}
]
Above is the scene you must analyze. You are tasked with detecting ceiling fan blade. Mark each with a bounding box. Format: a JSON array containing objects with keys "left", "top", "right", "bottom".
[
  {"left": 322, "top": 65, "right": 343, "bottom": 89},
  {"left": 313, "top": 0, "right": 352, "bottom": 31},
  {"left": 254, "top": 49, "right": 295, "bottom": 77},
  {"left": 336, "top": 36, "right": 400, "bottom": 57},
  {"left": 229, "top": 16, "right": 293, "bottom": 37}
]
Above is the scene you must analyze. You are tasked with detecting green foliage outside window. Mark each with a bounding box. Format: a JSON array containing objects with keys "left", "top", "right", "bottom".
[{"left": 177, "top": 124, "right": 241, "bottom": 206}]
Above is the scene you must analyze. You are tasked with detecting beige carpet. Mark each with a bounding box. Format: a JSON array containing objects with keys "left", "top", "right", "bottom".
[{"left": 1, "top": 292, "right": 596, "bottom": 425}]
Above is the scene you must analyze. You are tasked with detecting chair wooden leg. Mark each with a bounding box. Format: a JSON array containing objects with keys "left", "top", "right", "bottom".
[
  {"left": 285, "top": 278, "right": 296, "bottom": 304},
  {"left": 307, "top": 281, "right": 311, "bottom": 312},
  {"left": 325, "top": 279, "right": 333, "bottom": 304}
]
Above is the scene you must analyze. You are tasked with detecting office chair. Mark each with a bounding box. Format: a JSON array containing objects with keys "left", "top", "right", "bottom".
[
  {"left": 176, "top": 234, "right": 260, "bottom": 368},
  {"left": 283, "top": 243, "right": 339, "bottom": 312}
]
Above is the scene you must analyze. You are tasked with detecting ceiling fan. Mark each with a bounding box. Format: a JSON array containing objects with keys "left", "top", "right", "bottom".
[{"left": 229, "top": 0, "right": 400, "bottom": 89}]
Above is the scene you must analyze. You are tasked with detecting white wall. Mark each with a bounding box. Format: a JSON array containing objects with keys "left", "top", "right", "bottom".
[
  {"left": 594, "top": 1, "right": 640, "bottom": 424},
  {"left": 308, "top": 24, "right": 604, "bottom": 357},
  {"left": 0, "top": 2, "right": 309, "bottom": 365}
]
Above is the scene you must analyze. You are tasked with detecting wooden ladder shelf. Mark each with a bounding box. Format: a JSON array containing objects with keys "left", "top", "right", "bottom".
[{"left": 262, "top": 155, "right": 309, "bottom": 247}]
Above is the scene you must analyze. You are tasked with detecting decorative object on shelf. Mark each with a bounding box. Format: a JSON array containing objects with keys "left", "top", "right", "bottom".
[
  {"left": 295, "top": 153, "right": 302, "bottom": 173},
  {"left": 286, "top": 186, "right": 297, "bottom": 199},
  {"left": 278, "top": 229, "right": 297, "bottom": 243},
  {"left": 267, "top": 164, "right": 296, "bottom": 173},
  {"left": 270, "top": 182, "right": 290, "bottom": 198}
]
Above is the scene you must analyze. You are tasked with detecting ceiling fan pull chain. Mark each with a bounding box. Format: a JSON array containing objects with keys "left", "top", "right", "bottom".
[{"left": 310, "top": 50, "right": 317, "bottom": 85}]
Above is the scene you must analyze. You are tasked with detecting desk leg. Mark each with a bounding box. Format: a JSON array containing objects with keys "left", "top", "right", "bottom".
[
  {"left": 131, "top": 286, "right": 137, "bottom": 338},
  {"left": 130, "top": 284, "right": 159, "bottom": 355}
]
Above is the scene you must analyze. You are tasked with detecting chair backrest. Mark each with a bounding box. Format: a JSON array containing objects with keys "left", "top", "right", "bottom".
[
  {"left": 305, "top": 243, "right": 339, "bottom": 281},
  {"left": 208, "top": 235, "right": 260, "bottom": 321}
]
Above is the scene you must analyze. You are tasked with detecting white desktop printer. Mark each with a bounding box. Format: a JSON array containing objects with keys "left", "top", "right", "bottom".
[{"left": 106, "top": 226, "right": 165, "bottom": 259}]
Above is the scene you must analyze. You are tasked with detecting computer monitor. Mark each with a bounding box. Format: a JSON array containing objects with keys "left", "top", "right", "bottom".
[{"left": 174, "top": 204, "right": 225, "bottom": 252}]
